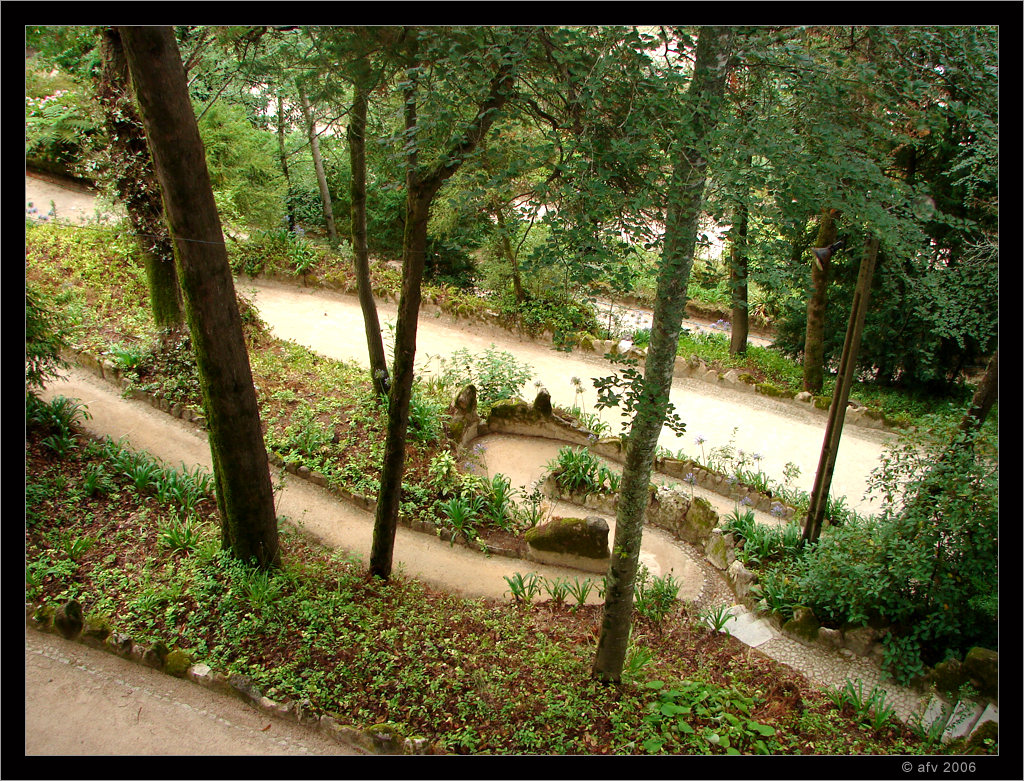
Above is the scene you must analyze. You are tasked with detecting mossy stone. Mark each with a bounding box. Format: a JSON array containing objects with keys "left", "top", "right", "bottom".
[
  {"left": 525, "top": 516, "right": 610, "bottom": 560},
  {"left": 963, "top": 647, "right": 998, "bottom": 700},
  {"left": 783, "top": 606, "right": 820, "bottom": 643},
  {"left": 165, "top": 649, "right": 193, "bottom": 677},
  {"left": 685, "top": 497, "right": 718, "bottom": 539},
  {"left": 367, "top": 722, "right": 405, "bottom": 754}
]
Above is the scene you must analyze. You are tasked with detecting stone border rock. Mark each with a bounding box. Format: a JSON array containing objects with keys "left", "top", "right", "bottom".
[{"left": 25, "top": 602, "right": 431, "bottom": 755}]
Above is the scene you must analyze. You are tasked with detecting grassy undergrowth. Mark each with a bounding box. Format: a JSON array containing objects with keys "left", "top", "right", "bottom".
[
  {"left": 25, "top": 220, "right": 993, "bottom": 755},
  {"left": 25, "top": 411, "right": 949, "bottom": 755}
]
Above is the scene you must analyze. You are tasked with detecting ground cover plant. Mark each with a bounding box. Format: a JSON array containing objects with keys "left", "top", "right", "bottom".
[
  {"left": 25, "top": 219, "right": 995, "bottom": 755},
  {"left": 26, "top": 406, "right": 950, "bottom": 755}
]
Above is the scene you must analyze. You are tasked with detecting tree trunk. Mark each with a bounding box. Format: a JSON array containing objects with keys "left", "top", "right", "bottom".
[
  {"left": 96, "top": 27, "right": 183, "bottom": 334},
  {"left": 803, "top": 235, "right": 879, "bottom": 544},
  {"left": 277, "top": 91, "right": 295, "bottom": 232},
  {"left": 368, "top": 48, "right": 516, "bottom": 580},
  {"left": 728, "top": 183, "right": 750, "bottom": 355},
  {"left": 120, "top": 25, "right": 280, "bottom": 569},
  {"left": 958, "top": 348, "right": 997, "bottom": 436},
  {"left": 494, "top": 206, "right": 525, "bottom": 303},
  {"left": 592, "top": 26, "right": 734, "bottom": 684},
  {"left": 348, "top": 58, "right": 390, "bottom": 398},
  {"left": 802, "top": 208, "right": 840, "bottom": 394},
  {"left": 298, "top": 86, "right": 339, "bottom": 247}
]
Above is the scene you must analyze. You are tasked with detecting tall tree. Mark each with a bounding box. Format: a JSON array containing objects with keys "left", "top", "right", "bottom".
[
  {"left": 369, "top": 27, "right": 521, "bottom": 580},
  {"left": 347, "top": 48, "right": 391, "bottom": 397},
  {"left": 120, "top": 25, "right": 280, "bottom": 569},
  {"left": 95, "top": 27, "right": 183, "bottom": 333},
  {"left": 802, "top": 208, "right": 841, "bottom": 394},
  {"left": 592, "top": 26, "right": 735, "bottom": 683},
  {"left": 297, "top": 83, "right": 340, "bottom": 247}
]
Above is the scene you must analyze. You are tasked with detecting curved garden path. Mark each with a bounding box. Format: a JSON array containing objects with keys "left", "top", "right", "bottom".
[
  {"left": 239, "top": 276, "right": 895, "bottom": 516},
  {"left": 28, "top": 173, "right": 937, "bottom": 752}
]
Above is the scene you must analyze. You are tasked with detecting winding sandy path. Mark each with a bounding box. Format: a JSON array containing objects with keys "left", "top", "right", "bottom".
[{"left": 239, "top": 277, "right": 894, "bottom": 515}]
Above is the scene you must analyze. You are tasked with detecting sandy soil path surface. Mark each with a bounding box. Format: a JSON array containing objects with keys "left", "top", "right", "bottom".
[
  {"left": 239, "top": 277, "right": 894, "bottom": 515},
  {"left": 25, "top": 630, "right": 361, "bottom": 756}
]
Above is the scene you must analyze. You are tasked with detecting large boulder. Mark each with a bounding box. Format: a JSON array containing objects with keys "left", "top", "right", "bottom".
[{"left": 525, "top": 516, "right": 610, "bottom": 574}]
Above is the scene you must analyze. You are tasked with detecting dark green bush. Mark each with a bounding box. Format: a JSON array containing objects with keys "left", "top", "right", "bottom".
[{"left": 794, "top": 417, "right": 998, "bottom": 683}]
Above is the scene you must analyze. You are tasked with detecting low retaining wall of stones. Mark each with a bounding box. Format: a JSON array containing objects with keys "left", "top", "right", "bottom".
[{"left": 465, "top": 390, "right": 799, "bottom": 520}]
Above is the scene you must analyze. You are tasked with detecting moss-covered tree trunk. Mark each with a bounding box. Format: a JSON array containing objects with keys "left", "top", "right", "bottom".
[
  {"left": 802, "top": 208, "right": 841, "bottom": 394},
  {"left": 592, "top": 26, "right": 734, "bottom": 683},
  {"left": 120, "top": 25, "right": 279, "bottom": 569},
  {"left": 96, "top": 27, "right": 183, "bottom": 334},
  {"left": 348, "top": 56, "right": 390, "bottom": 397}
]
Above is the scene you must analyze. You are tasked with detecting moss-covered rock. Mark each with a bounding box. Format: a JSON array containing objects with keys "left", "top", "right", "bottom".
[
  {"left": 165, "top": 648, "right": 193, "bottom": 678},
  {"left": 366, "top": 722, "right": 406, "bottom": 755},
  {"left": 684, "top": 497, "right": 718, "bottom": 543},
  {"left": 756, "top": 382, "right": 795, "bottom": 399},
  {"left": 963, "top": 647, "right": 998, "bottom": 700},
  {"left": 813, "top": 395, "right": 831, "bottom": 410},
  {"left": 525, "top": 516, "right": 610, "bottom": 560},
  {"left": 783, "top": 606, "right": 821, "bottom": 644}
]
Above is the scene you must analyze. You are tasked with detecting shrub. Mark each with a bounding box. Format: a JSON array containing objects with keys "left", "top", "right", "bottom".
[
  {"left": 794, "top": 417, "right": 997, "bottom": 683},
  {"left": 26, "top": 285, "right": 74, "bottom": 394}
]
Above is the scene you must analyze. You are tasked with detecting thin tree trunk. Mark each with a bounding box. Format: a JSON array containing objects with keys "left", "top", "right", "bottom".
[
  {"left": 494, "top": 206, "right": 524, "bottom": 302},
  {"left": 277, "top": 91, "right": 295, "bottom": 232},
  {"left": 729, "top": 181, "right": 750, "bottom": 355},
  {"left": 592, "top": 26, "right": 735, "bottom": 683},
  {"left": 96, "top": 27, "right": 183, "bottom": 334},
  {"left": 802, "top": 208, "right": 840, "bottom": 394},
  {"left": 120, "top": 25, "right": 279, "bottom": 569},
  {"left": 369, "top": 49, "right": 516, "bottom": 580},
  {"left": 298, "top": 86, "right": 339, "bottom": 247},
  {"left": 348, "top": 58, "right": 390, "bottom": 398},
  {"left": 803, "top": 235, "right": 879, "bottom": 544},
  {"left": 958, "top": 348, "right": 998, "bottom": 436}
]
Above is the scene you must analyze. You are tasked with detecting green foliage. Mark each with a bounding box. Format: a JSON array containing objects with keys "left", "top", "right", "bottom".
[
  {"left": 793, "top": 417, "right": 997, "bottom": 682},
  {"left": 228, "top": 227, "right": 327, "bottom": 279},
  {"left": 593, "top": 355, "right": 687, "bottom": 439},
  {"left": 503, "top": 571, "right": 543, "bottom": 603},
  {"left": 196, "top": 100, "right": 286, "bottom": 229},
  {"left": 545, "top": 447, "right": 615, "bottom": 497},
  {"left": 438, "top": 494, "right": 483, "bottom": 544},
  {"left": 27, "top": 395, "right": 92, "bottom": 460},
  {"left": 493, "top": 290, "right": 599, "bottom": 348},
  {"left": 826, "top": 680, "right": 898, "bottom": 733},
  {"left": 25, "top": 285, "right": 75, "bottom": 394},
  {"left": 634, "top": 565, "right": 681, "bottom": 624},
  {"left": 428, "top": 344, "right": 534, "bottom": 416},
  {"left": 25, "top": 74, "right": 102, "bottom": 176},
  {"left": 642, "top": 679, "right": 779, "bottom": 755}
]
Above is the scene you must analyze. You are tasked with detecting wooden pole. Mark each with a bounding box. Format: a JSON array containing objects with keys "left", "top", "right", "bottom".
[{"left": 803, "top": 235, "right": 880, "bottom": 543}]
